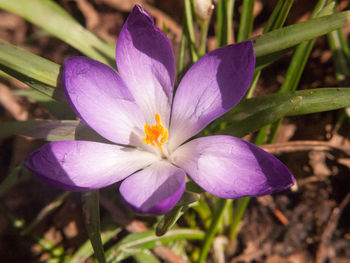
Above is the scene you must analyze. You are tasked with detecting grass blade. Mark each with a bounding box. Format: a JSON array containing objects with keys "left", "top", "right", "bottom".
[
  {"left": 0, "top": 0, "right": 115, "bottom": 65},
  {"left": 105, "top": 229, "right": 204, "bottom": 262},
  {"left": 211, "top": 88, "right": 350, "bottom": 137},
  {"left": 253, "top": 10, "right": 350, "bottom": 58},
  {"left": 237, "top": 0, "right": 255, "bottom": 42},
  {"left": 82, "top": 190, "right": 106, "bottom": 263}
]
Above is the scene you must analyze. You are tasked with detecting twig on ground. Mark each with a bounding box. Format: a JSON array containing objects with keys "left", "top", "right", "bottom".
[
  {"left": 74, "top": 0, "right": 100, "bottom": 30},
  {"left": 261, "top": 140, "right": 350, "bottom": 156},
  {"left": 316, "top": 193, "right": 350, "bottom": 263}
]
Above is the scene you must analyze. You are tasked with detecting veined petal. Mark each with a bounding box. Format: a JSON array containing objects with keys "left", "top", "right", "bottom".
[
  {"left": 119, "top": 161, "right": 186, "bottom": 215},
  {"left": 169, "top": 42, "right": 255, "bottom": 151},
  {"left": 63, "top": 56, "right": 145, "bottom": 146},
  {"left": 171, "top": 136, "right": 294, "bottom": 199},
  {"left": 25, "top": 141, "right": 158, "bottom": 191},
  {"left": 116, "top": 5, "right": 175, "bottom": 127}
]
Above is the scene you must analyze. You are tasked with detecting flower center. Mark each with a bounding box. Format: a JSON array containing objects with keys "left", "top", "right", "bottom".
[{"left": 142, "top": 113, "right": 168, "bottom": 156}]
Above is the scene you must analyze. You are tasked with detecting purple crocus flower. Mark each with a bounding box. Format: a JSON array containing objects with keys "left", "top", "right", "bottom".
[{"left": 25, "top": 5, "right": 294, "bottom": 215}]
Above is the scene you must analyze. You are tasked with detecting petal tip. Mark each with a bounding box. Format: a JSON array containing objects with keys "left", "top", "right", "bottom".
[{"left": 129, "top": 4, "right": 154, "bottom": 25}]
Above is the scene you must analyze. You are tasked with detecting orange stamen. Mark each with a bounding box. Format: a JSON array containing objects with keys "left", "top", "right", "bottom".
[{"left": 142, "top": 114, "right": 168, "bottom": 155}]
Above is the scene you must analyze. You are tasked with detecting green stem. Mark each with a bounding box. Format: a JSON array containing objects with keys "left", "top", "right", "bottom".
[
  {"left": 177, "top": 20, "right": 188, "bottom": 81},
  {"left": 21, "top": 191, "right": 70, "bottom": 235},
  {"left": 198, "top": 20, "right": 210, "bottom": 56},
  {"left": 197, "top": 199, "right": 229, "bottom": 263},
  {"left": 226, "top": 0, "right": 235, "bottom": 45},
  {"left": 216, "top": 0, "right": 225, "bottom": 47},
  {"left": 230, "top": 196, "right": 250, "bottom": 240},
  {"left": 264, "top": 0, "right": 294, "bottom": 33},
  {"left": 245, "top": 70, "right": 261, "bottom": 99},
  {"left": 82, "top": 190, "right": 105, "bottom": 263},
  {"left": 184, "top": 0, "right": 198, "bottom": 62},
  {"left": 237, "top": 0, "right": 255, "bottom": 42}
]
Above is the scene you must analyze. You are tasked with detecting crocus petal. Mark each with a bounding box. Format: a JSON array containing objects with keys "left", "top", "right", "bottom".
[
  {"left": 168, "top": 42, "right": 255, "bottom": 151},
  {"left": 119, "top": 161, "right": 186, "bottom": 215},
  {"left": 116, "top": 5, "right": 175, "bottom": 127},
  {"left": 63, "top": 56, "right": 145, "bottom": 146},
  {"left": 171, "top": 136, "right": 294, "bottom": 199},
  {"left": 25, "top": 141, "right": 158, "bottom": 191}
]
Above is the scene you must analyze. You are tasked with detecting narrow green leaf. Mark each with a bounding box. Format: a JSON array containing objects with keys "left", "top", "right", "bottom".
[
  {"left": 226, "top": 0, "right": 235, "bottom": 45},
  {"left": 0, "top": 120, "right": 79, "bottom": 140},
  {"left": 237, "top": 0, "right": 255, "bottom": 42},
  {"left": 21, "top": 192, "right": 70, "bottom": 235},
  {"left": 255, "top": 47, "right": 294, "bottom": 70},
  {"left": 0, "top": 165, "right": 32, "bottom": 198},
  {"left": 263, "top": 0, "right": 294, "bottom": 33},
  {"left": 216, "top": 0, "right": 225, "bottom": 47},
  {"left": 328, "top": 28, "right": 350, "bottom": 81},
  {"left": 0, "top": 120, "right": 110, "bottom": 144},
  {"left": 327, "top": 0, "right": 350, "bottom": 82},
  {"left": 184, "top": 0, "right": 198, "bottom": 62},
  {"left": 253, "top": 11, "right": 350, "bottom": 58},
  {"left": 177, "top": 20, "right": 188, "bottom": 80},
  {"left": 0, "top": 40, "right": 59, "bottom": 89},
  {"left": 0, "top": 69, "right": 12, "bottom": 78},
  {"left": 230, "top": 196, "right": 250, "bottom": 240},
  {"left": 105, "top": 229, "right": 204, "bottom": 262},
  {"left": 197, "top": 199, "right": 229, "bottom": 263},
  {"left": 0, "top": 0, "right": 115, "bottom": 65},
  {"left": 82, "top": 190, "right": 106, "bottom": 263},
  {"left": 155, "top": 193, "right": 199, "bottom": 236},
  {"left": 69, "top": 227, "right": 120, "bottom": 263},
  {"left": 0, "top": 41, "right": 68, "bottom": 107},
  {"left": 0, "top": 120, "right": 47, "bottom": 139},
  {"left": 192, "top": 197, "right": 212, "bottom": 229},
  {"left": 133, "top": 250, "right": 160, "bottom": 263},
  {"left": 156, "top": 206, "right": 183, "bottom": 236},
  {"left": 213, "top": 88, "right": 350, "bottom": 137},
  {"left": 198, "top": 20, "right": 210, "bottom": 56},
  {"left": 13, "top": 89, "right": 75, "bottom": 119}
]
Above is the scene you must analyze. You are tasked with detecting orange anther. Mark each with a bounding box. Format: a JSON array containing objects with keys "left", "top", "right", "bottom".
[{"left": 142, "top": 114, "right": 168, "bottom": 155}]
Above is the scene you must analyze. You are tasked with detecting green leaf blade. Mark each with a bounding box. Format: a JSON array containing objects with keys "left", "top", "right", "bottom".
[
  {"left": 0, "top": 0, "right": 115, "bottom": 65},
  {"left": 254, "top": 11, "right": 350, "bottom": 58}
]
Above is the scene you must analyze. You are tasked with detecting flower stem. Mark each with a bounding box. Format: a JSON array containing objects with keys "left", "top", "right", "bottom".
[
  {"left": 184, "top": 0, "right": 199, "bottom": 62},
  {"left": 197, "top": 198, "right": 229, "bottom": 263},
  {"left": 237, "top": 0, "right": 254, "bottom": 43},
  {"left": 198, "top": 20, "right": 210, "bottom": 57},
  {"left": 177, "top": 21, "right": 188, "bottom": 80},
  {"left": 226, "top": 0, "right": 235, "bottom": 45},
  {"left": 82, "top": 190, "right": 106, "bottom": 263},
  {"left": 229, "top": 196, "right": 250, "bottom": 240}
]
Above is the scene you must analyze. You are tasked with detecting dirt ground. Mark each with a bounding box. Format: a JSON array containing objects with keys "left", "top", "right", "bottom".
[{"left": 0, "top": 0, "right": 350, "bottom": 262}]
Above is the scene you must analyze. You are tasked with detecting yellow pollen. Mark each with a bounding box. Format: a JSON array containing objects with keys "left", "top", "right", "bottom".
[{"left": 142, "top": 114, "right": 168, "bottom": 154}]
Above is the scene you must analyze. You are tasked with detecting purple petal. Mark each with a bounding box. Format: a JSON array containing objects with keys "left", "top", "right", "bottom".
[
  {"left": 63, "top": 56, "right": 145, "bottom": 146},
  {"left": 119, "top": 161, "right": 186, "bottom": 215},
  {"left": 168, "top": 42, "right": 255, "bottom": 151},
  {"left": 116, "top": 5, "right": 175, "bottom": 127},
  {"left": 25, "top": 141, "right": 158, "bottom": 191},
  {"left": 171, "top": 136, "right": 294, "bottom": 199}
]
